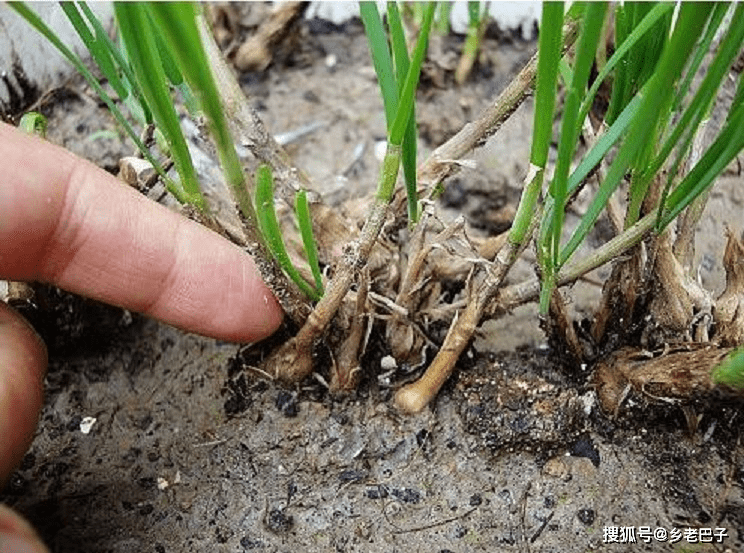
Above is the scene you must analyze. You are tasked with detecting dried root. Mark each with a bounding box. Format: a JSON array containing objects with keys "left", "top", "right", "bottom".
[
  {"left": 233, "top": 2, "right": 306, "bottom": 72},
  {"left": 330, "top": 269, "right": 370, "bottom": 393},
  {"left": 593, "top": 343, "right": 739, "bottom": 418},
  {"left": 395, "top": 232, "right": 528, "bottom": 414},
  {"left": 715, "top": 228, "right": 744, "bottom": 346},
  {"left": 643, "top": 229, "right": 712, "bottom": 346},
  {"left": 588, "top": 224, "right": 740, "bottom": 418}
]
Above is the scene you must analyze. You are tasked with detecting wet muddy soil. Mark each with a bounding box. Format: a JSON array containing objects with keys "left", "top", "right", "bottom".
[{"left": 2, "top": 7, "right": 743, "bottom": 553}]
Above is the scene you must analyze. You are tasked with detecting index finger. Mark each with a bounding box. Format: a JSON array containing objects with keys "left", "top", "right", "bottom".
[{"left": 0, "top": 122, "right": 283, "bottom": 342}]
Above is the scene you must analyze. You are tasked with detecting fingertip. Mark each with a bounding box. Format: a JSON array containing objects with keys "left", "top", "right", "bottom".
[
  {"left": 203, "top": 258, "right": 284, "bottom": 344},
  {"left": 236, "top": 259, "right": 284, "bottom": 342},
  {"left": 246, "top": 289, "right": 284, "bottom": 342}
]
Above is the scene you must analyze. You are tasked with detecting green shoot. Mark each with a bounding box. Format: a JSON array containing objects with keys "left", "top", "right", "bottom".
[
  {"left": 654, "top": 4, "right": 744, "bottom": 228},
  {"left": 18, "top": 111, "right": 47, "bottom": 138},
  {"left": 434, "top": 2, "right": 453, "bottom": 35},
  {"left": 60, "top": 2, "right": 129, "bottom": 103},
  {"left": 256, "top": 165, "right": 322, "bottom": 302},
  {"left": 538, "top": 2, "right": 606, "bottom": 312},
  {"left": 389, "top": 3, "right": 435, "bottom": 148},
  {"left": 144, "top": 4, "right": 327, "bottom": 301},
  {"left": 20, "top": 1, "right": 327, "bottom": 309},
  {"left": 712, "top": 348, "right": 744, "bottom": 390},
  {"left": 658, "top": 96, "right": 744, "bottom": 229},
  {"left": 387, "top": 2, "right": 419, "bottom": 224},
  {"left": 559, "top": 3, "right": 714, "bottom": 267},
  {"left": 606, "top": 2, "right": 670, "bottom": 125},
  {"left": 576, "top": 3, "right": 673, "bottom": 132},
  {"left": 455, "top": 1, "right": 489, "bottom": 85},
  {"left": 114, "top": 3, "right": 206, "bottom": 212},
  {"left": 8, "top": 2, "right": 185, "bottom": 201},
  {"left": 509, "top": 1, "right": 563, "bottom": 252},
  {"left": 359, "top": 2, "right": 398, "bottom": 128},
  {"left": 361, "top": 1, "right": 435, "bottom": 220},
  {"left": 75, "top": 2, "right": 153, "bottom": 125},
  {"left": 295, "top": 191, "right": 324, "bottom": 295},
  {"left": 142, "top": 3, "right": 255, "bottom": 222}
]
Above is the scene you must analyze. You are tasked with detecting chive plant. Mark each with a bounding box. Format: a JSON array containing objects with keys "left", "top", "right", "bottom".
[
  {"left": 12, "top": 1, "right": 323, "bottom": 304},
  {"left": 531, "top": 2, "right": 744, "bottom": 313},
  {"left": 360, "top": 1, "right": 436, "bottom": 225},
  {"left": 396, "top": 1, "right": 744, "bottom": 413},
  {"left": 264, "top": 1, "right": 437, "bottom": 385},
  {"left": 14, "top": 1, "right": 744, "bottom": 395},
  {"left": 531, "top": 2, "right": 744, "bottom": 389},
  {"left": 455, "top": 1, "right": 490, "bottom": 85}
]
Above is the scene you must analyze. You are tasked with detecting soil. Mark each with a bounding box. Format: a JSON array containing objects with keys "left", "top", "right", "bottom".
[{"left": 2, "top": 7, "right": 744, "bottom": 553}]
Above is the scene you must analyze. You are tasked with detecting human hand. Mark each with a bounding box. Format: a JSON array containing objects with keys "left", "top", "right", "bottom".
[{"left": 0, "top": 121, "right": 283, "bottom": 551}]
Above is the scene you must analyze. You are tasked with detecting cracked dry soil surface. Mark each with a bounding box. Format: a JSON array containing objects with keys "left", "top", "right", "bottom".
[{"left": 3, "top": 10, "right": 744, "bottom": 553}]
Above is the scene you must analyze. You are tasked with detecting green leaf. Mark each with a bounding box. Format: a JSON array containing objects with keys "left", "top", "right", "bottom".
[
  {"left": 671, "top": 2, "right": 730, "bottom": 116},
  {"left": 569, "top": 92, "right": 641, "bottom": 194},
  {"left": 560, "top": 2, "right": 713, "bottom": 266},
  {"left": 711, "top": 348, "right": 744, "bottom": 390},
  {"left": 624, "top": 3, "right": 715, "bottom": 227},
  {"left": 547, "top": 2, "right": 607, "bottom": 262},
  {"left": 60, "top": 2, "right": 127, "bottom": 101},
  {"left": 145, "top": 3, "right": 253, "bottom": 224},
  {"left": 577, "top": 3, "right": 673, "bottom": 130},
  {"left": 295, "top": 190, "right": 324, "bottom": 296},
  {"left": 9, "top": 2, "right": 180, "bottom": 199},
  {"left": 651, "top": 3, "right": 744, "bottom": 221},
  {"left": 388, "top": 2, "right": 435, "bottom": 146},
  {"left": 509, "top": 1, "right": 563, "bottom": 251},
  {"left": 360, "top": 2, "right": 398, "bottom": 129},
  {"left": 256, "top": 165, "right": 320, "bottom": 301},
  {"left": 114, "top": 3, "right": 205, "bottom": 211},
  {"left": 387, "top": 1, "right": 419, "bottom": 224},
  {"left": 540, "top": 2, "right": 606, "bottom": 312},
  {"left": 529, "top": 1, "right": 563, "bottom": 169},
  {"left": 659, "top": 98, "right": 744, "bottom": 229},
  {"left": 606, "top": 3, "right": 670, "bottom": 125}
]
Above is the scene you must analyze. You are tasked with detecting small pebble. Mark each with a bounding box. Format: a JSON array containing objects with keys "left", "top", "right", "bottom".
[
  {"left": 79, "top": 416, "right": 97, "bottom": 435},
  {"left": 380, "top": 355, "right": 397, "bottom": 370}
]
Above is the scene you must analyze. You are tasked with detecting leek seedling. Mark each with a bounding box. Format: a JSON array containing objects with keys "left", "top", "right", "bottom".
[
  {"left": 361, "top": 1, "right": 436, "bottom": 224},
  {"left": 396, "top": 1, "right": 744, "bottom": 413},
  {"left": 256, "top": 165, "right": 323, "bottom": 302},
  {"left": 8, "top": 2, "right": 185, "bottom": 200},
  {"left": 114, "top": 3, "right": 206, "bottom": 211},
  {"left": 455, "top": 1, "right": 490, "bottom": 85},
  {"left": 265, "top": 1, "right": 436, "bottom": 385}
]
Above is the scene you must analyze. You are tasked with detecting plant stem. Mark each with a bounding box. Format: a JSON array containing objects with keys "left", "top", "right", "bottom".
[
  {"left": 415, "top": 16, "right": 580, "bottom": 197},
  {"left": 195, "top": 11, "right": 313, "bottom": 324},
  {"left": 395, "top": 218, "right": 534, "bottom": 413},
  {"left": 269, "top": 145, "right": 402, "bottom": 382},
  {"left": 488, "top": 211, "right": 657, "bottom": 319}
]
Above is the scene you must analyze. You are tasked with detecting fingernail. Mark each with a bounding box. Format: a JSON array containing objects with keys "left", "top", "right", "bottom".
[{"left": 0, "top": 533, "right": 49, "bottom": 553}]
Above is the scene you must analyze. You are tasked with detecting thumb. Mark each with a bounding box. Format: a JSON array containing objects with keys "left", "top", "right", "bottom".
[
  {"left": 0, "top": 504, "right": 49, "bottom": 553},
  {"left": 0, "top": 303, "right": 48, "bottom": 552},
  {"left": 0, "top": 302, "right": 46, "bottom": 482}
]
